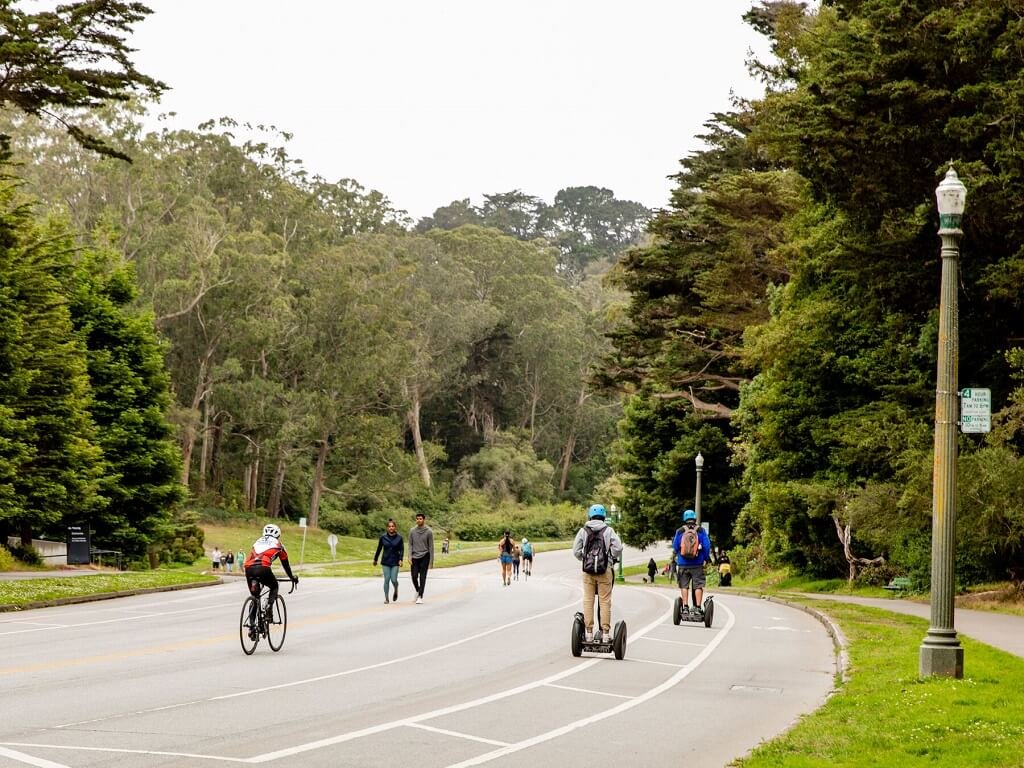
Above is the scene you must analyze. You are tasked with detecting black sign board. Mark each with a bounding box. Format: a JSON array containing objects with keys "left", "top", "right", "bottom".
[{"left": 67, "top": 525, "right": 90, "bottom": 565}]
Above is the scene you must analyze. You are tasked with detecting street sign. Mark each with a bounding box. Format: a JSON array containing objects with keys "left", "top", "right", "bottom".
[
  {"left": 66, "top": 525, "right": 90, "bottom": 565},
  {"left": 327, "top": 533, "right": 338, "bottom": 560},
  {"left": 960, "top": 388, "right": 991, "bottom": 434},
  {"left": 299, "top": 517, "right": 307, "bottom": 528}
]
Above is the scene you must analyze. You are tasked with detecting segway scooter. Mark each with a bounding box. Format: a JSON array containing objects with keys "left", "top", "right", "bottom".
[
  {"left": 672, "top": 592, "right": 714, "bottom": 628},
  {"left": 570, "top": 579, "right": 627, "bottom": 660}
]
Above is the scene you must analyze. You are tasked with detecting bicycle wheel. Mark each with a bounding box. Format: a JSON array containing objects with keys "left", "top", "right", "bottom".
[
  {"left": 240, "top": 596, "right": 259, "bottom": 655},
  {"left": 267, "top": 595, "right": 287, "bottom": 651}
]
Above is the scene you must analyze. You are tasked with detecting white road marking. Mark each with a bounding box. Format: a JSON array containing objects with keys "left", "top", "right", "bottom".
[
  {"left": 0, "top": 746, "right": 74, "bottom": 768},
  {"left": 627, "top": 658, "right": 686, "bottom": 668},
  {"left": 441, "top": 600, "right": 736, "bottom": 768},
  {"left": 751, "top": 626, "right": 810, "bottom": 633},
  {"left": 407, "top": 724, "right": 510, "bottom": 746},
  {"left": 632, "top": 635, "right": 707, "bottom": 648},
  {"left": 212, "top": 598, "right": 580, "bottom": 700},
  {"left": 55, "top": 699, "right": 207, "bottom": 729},
  {"left": 0, "top": 743, "right": 246, "bottom": 764},
  {"left": 544, "top": 683, "right": 635, "bottom": 700}
]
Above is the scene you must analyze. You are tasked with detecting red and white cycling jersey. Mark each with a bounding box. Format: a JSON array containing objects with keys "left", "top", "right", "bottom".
[{"left": 244, "top": 535, "right": 289, "bottom": 569}]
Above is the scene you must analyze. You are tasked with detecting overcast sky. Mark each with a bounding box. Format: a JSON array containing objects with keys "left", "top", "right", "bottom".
[{"left": 131, "top": 1, "right": 768, "bottom": 221}]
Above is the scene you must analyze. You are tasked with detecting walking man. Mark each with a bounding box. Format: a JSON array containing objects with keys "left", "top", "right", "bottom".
[{"left": 408, "top": 512, "right": 434, "bottom": 604}]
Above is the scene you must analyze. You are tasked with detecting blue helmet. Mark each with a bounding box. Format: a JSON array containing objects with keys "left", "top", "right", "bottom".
[
  {"left": 588, "top": 504, "right": 606, "bottom": 519},
  {"left": 682, "top": 509, "right": 697, "bottom": 523}
]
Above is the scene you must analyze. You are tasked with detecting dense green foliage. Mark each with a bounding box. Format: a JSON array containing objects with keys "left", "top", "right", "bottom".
[{"left": 605, "top": 0, "right": 1024, "bottom": 587}]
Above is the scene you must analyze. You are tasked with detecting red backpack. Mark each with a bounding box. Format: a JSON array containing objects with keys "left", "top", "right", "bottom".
[{"left": 680, "top": 526, "right": 701, "bottom": 559}]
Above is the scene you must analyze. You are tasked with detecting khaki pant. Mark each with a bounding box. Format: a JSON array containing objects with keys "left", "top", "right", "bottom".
[{"left": 582, "top": 568, "right": 615, "bottom": 633}]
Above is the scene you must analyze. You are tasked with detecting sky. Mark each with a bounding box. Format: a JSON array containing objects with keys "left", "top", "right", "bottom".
[{"left": 130, "top": 1, "right": 769, "bottom": 221}]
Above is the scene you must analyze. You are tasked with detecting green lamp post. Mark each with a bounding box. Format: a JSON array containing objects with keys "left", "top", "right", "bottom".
[{"left": 919, "top": 165, "right": 966, "bottom": 679}]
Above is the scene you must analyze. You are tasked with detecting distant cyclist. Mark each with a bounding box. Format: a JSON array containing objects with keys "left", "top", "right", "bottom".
[
  {"left": 244, "top": 523, "right": 297, "bottom": 627},
  {"left": 521, "top": 537, "right": 533, "bottom": 577}
]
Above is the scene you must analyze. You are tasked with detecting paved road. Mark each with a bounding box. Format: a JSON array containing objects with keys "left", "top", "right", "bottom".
[
  {"left": 0, "top": 547, "right": 836, "bottom": 768},
  {"left": 790, "top": 592, "right": 1024, "bottom": 658}
]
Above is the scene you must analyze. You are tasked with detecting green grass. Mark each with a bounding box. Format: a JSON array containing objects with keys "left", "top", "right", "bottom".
[
  {"left": 198, "top": 518, "right": 570, "bottom": 576},
  {"left": 735, "top": 601, "right": 1024, "bottom": 767},
  {"left": 0, "top": 571, "right": 216, "bottom": 608}
]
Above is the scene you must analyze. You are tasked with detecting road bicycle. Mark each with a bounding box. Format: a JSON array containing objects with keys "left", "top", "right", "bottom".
[{"left": 239, "top": 575, "right": 296, "bottom": 655}]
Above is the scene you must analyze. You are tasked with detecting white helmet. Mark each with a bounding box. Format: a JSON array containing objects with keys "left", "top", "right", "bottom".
[
  {"left": 522, "top": 537, "right": 528, "bottom": 544},
  {"left": 263, "top": 523, "right": 281, "bottom": 539}
]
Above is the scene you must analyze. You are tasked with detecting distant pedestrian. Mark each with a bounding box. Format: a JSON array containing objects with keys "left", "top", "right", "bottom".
[
  {"left": 521, "top": 537, "right": 534, "bottom": 576},
  {"left": 225, "top": 549, "right": 235, "bottom": 574},
  {"left": 373, "top": 519, "right": 404, "bottom": 604},
  {"left": 497, "top": 530, "right": 515, "bottom": 586},
  {"left": 211, "top": 547, "right": 221, "bottom": 571},
  {"left": 442, "top": 537, "right": 450, "bottom": 556},
  {"left": 236, "top": 548, "right": 245, "bottom": 568},
  {"left": 408, "top": 513, "right": 434, "bottom": 604},
  {"left": 512, "top": 543, "right": 521, "bottom": 581},
  {"left": 647, "top": 557, "right": 657, "bottom": 584}
]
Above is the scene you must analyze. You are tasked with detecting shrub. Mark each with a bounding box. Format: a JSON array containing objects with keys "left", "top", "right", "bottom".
[
  {"left": 0, "top": 545, "right": 15, "bottom": 570},
  {"left": 8, "top": 542, "right": 42, "bottom": 566}
]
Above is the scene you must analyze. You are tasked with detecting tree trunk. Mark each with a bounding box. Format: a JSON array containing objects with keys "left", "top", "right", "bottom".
[
  {"left": 309, "top": 433, "right": 329, "bottom": 528},
  {"left": 559, "top": 385, "right": 588, "bottom": 492},
  {"left": 267, "top": 454, "right": 286, "bottom": 518},
  {"left": 198, "top": 393, "right": 211, "bottom": 494},
  {"left": 249, "top": 453, "right": 260, "bottom": 511},
  {"left": 179, "top": 356, "right": 209, "bottom": 488},
  {"left": 832, "top": 515, "right": 885, "bottom": 583},
  {"left": 406, "top": 389, "right": 432, "bottom": 488}
]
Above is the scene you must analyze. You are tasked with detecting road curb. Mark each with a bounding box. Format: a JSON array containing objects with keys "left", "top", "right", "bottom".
[{"left": 0, "top": 578, "right": 222, "bottom": 612}]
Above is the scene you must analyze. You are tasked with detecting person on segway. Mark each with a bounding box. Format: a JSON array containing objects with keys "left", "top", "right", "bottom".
[
  {"left": 672, "top": 509, "right": 712, "bottom": 616},
  {"left": 572, "top": 503, "right": 623, "bottom": 643}
]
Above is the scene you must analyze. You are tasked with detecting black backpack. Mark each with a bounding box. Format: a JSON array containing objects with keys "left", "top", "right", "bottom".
[{"left": 582, "top": 527, "right": 609, "bottom": 575}]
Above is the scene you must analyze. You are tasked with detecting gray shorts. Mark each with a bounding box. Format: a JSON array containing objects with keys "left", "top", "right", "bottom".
[{"left": 677, "top": 565, "right": 706, "bottom": 590}]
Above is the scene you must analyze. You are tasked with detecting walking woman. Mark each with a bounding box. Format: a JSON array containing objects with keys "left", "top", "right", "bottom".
[
  {"left": 373, "top": 519, "right": 404, "bottom": 604},
  {"left": 498, "top": 530, "right": 515, "bottom": 586}
]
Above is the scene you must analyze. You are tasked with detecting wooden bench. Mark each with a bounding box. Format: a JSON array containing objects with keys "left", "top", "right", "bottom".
[{"left": 884, "top": 576, "right": 911, "bottom": 592}]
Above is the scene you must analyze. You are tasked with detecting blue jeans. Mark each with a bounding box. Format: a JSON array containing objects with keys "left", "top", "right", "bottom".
[{"left": 381, "top": 565, "right": 399, "bottom": 596}]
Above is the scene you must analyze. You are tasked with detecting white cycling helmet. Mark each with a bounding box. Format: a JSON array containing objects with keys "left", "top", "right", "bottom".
[
  {"left": 522, "top": 537, "right": 528, "bottom": 545},
  {"left": 263, "top": 523, "right": 281, "bottom": 538}
]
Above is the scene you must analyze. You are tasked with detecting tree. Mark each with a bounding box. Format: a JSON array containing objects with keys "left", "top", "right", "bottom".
[
  {"left": 68, "top": 248, "right": 185, "bottom": 562},
  {"left": 0, "top": 1, "right": 164, "bottom": 159},
  {"left": 0, "top": 194, "right": 102, "bottom": 546}
]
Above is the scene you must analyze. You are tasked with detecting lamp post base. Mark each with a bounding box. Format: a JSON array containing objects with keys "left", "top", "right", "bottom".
[{"left": 919, "top": 639, "right": 963, "bottom": 678}]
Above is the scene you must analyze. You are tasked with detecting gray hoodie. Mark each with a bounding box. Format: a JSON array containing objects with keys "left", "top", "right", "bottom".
[{"left": 573, "top": 519, "right": 623, "bottom": 565}]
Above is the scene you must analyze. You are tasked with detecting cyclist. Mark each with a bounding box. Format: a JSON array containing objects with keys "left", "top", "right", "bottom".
[
  {"left": 244, "top": 523, "right": 297, "bottom": 631},
  {"left": 672, "top": 509, "right": 712, "bottom": 614},
  {"left": 521, "top": 537, "right": 533, "bottom": 577},
  {"left": 573, "top": 504, "right": 623, "bottom": 643},
  {"left": 498, "top": 530, "right": 515, "bottom": 586}
]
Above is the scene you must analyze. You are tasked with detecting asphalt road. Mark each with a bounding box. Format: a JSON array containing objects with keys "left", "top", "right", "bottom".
[{"left": 0, "top": 546, "right": 836, "bottom": 768}]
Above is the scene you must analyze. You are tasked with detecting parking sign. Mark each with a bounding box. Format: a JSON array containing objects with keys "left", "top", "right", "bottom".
[{"left": 960, "top": 388, "right": 991, "bottom": 434}]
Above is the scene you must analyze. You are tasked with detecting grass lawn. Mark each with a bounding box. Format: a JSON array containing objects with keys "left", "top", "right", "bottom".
[
  {"left": 735, "top": 600, "right": 1024, "bottom": 767},
  {"left": 198, "top": 519, "right": 570, "bottom": 576},
  {"left": 0, "top": 571, "right": 216, "bottom": 608}
]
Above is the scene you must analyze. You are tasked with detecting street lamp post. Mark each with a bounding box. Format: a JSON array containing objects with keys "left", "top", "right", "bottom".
[
  {"left": 610, "top": 504, "right": 623, "bottom": 582},
  {"left": 694, "top": 453, "right": 704, "bottom": 525},
  {"left": 919, "top": 166, "right": 966, "bottom": 679}
]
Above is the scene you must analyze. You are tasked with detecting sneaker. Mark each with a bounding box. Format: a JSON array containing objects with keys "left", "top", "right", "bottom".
[
  {"left": 385, "top": 597, "right": 390, "bottom": 604},
  {"left": 393, "top": 588, "right": 398, "bottom": 601},
  {"left": 416, "top": 596, "right": 423, "bottom": 604},
  {"left": 584, "top": 630, "right": 594, "bottom": 643}
]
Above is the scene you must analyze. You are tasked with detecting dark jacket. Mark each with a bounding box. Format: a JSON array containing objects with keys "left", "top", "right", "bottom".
[{"left": 374, "top": 532, "right": 404, "bottom": 567}]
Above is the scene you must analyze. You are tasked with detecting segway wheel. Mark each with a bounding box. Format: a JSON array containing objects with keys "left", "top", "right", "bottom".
[
  {"left": 672, "top": 596, "right": 682, "bottom": 626},
  {"left": 613, "top": 620, "right": 627, "bottom": 660},
  {"left": 703, "top": 596, "right": 715, "bottom": 628},
  {"left": 571, "top": 612, "right": 584, "bottom": 657}
]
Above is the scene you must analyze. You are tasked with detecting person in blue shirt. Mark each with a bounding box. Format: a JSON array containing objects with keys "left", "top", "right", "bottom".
[{"left": 672, "top": 509, "right": 712, "bottom": 614}]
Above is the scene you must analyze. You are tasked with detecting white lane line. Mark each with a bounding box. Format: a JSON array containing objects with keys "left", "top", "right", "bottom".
[
  {"left": 246, "top": 600, "right": 680, "bottom": 764},
  {"left": 442, "top": 601, "right": 736, "bottom": 768},
  {"left": 0, "top": 621, "right": 66, "bottom": 628},
  {"left": 213, "top": 598, "right": 580, "bottom": 701},
  {"left": 55, "top": 699, "right": 207, "bottom": 729},
  {"left": 544, "top": 683, "right": 635, "bottom": 700},
  {"left": 627, "top": 658, "right": 686, "bottom": 668},
  {"left": 406, "top": 724, "right": 510, "bottom": 747},
  {"left": 0, "top": 746, "right": 74, "bottom": 768},
  {"left": 0, "top": 743, "right": 246, "bottom": 764},
  {"left": 633, "top": 635, "right": 707, "bottom": 648}
]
